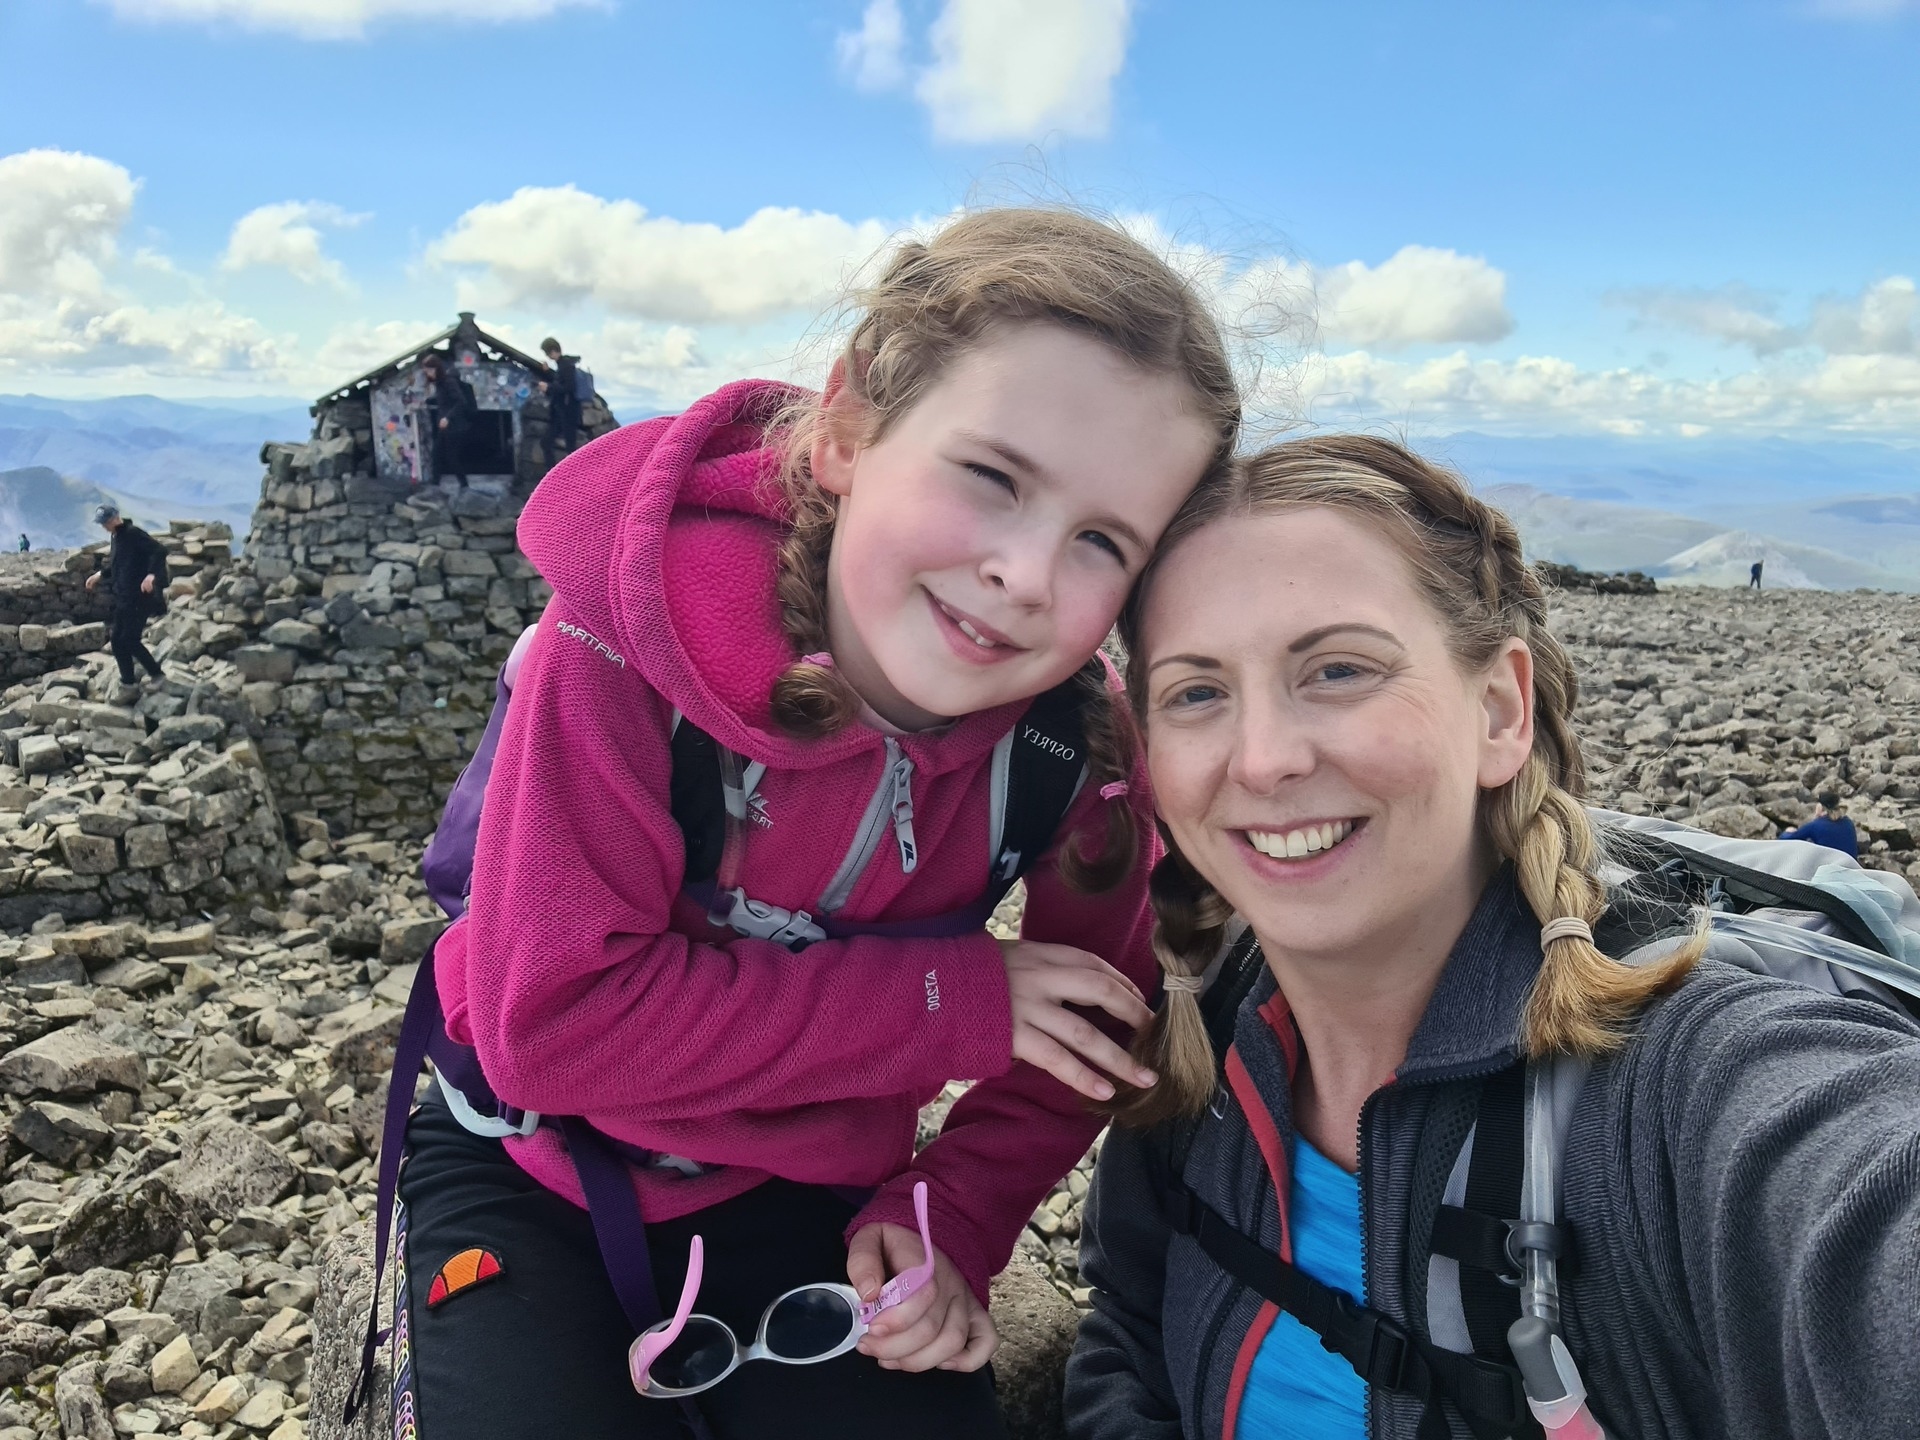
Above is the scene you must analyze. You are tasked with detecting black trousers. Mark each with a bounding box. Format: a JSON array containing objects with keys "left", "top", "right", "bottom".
[
  {"left": 395, "top": 1094, "right": 1009, "bottom": 1440},
  {"left": 110, "top": 605, "right": 162, "bottom": 684},
  {"left": 545, "top": 398, "right": 581, "bottom": 463}
]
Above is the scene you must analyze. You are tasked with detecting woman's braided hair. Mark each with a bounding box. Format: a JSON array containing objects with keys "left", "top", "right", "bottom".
[
  {"left": 765, "top": 207, "right": 1243, "bottom": 891},
  {"left": 1107, "top": 434, "right": 1704, "bottom": 1125}
]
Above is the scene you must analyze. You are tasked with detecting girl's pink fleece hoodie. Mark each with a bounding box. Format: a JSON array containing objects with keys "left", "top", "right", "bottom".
[{"left": 433, "top": 380, "right": 1162, "bottom": 1303}]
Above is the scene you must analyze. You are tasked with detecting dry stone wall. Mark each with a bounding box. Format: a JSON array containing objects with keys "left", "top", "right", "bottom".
[{"left": 172, "top": 479, "right": 544, "bottom": 841}]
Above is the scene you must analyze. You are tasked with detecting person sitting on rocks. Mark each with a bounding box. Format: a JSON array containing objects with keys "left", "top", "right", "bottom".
[
  {"left": 393, "top": 209, "right": 1243, "bottom": 1440},
  {"left": 1067, "top": 436, "right": 1920, "bottom": 1440},
  {"left": 82, "top": 503, "right": 165, "bottom": 692},
  {"left": 1780, "top": 789, "right": 1859, "bottom": 857}
]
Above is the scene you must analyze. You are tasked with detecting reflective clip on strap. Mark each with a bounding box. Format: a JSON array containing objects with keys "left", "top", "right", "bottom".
[
  {"left": 710, "top": 886, "right": 827, "bottom": 948},
  {"left": 439, "top": 1077, "right": 543, "bottom": 1139}
]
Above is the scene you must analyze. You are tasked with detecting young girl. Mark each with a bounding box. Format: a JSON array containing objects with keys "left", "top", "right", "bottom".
[{"left": 398, "top": 209, "right": 1241, "bottom": 1438}]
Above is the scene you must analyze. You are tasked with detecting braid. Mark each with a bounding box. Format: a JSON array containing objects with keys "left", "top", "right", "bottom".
[
  {"left": 769, "top": 484, "right": 863, "bottom": 736},
  {"left": 1058, "top": 658, "right": 1141, "bottom": 893},
  {"left": 1108, "top": 841, "right": 1230, "bottom": 1126}
]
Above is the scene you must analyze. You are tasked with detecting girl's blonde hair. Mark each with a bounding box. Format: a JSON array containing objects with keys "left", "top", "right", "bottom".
[
  {"left": 767, "top": 207, "right": 1242, "bottom": 891},
  {"left": 1111, "top": 434, "right": 1703, "bottom": 1124}
]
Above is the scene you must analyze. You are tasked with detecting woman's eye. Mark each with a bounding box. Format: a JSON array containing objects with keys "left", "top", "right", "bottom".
[
  {"left": 1316, "top": 661, "right": 1365, "bottom": 683},
  {"left": 1167, "top": 683, "right": 1221, "bottom": 708},
  {"left": 966, "top": 462, "right": 1016, "bottom": 495}
]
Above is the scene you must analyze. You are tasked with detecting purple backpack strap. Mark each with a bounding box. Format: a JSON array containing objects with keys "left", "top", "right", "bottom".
[
  {"left": 420, "top": 669, "right": 512, "bottom": 922},
  {"left": 344, "top": 934, "right": 446, "bottom": 1424}
]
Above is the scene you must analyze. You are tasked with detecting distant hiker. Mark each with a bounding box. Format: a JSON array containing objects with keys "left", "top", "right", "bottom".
[
  {"left": 1750, "top": 559, "right": 1764, "bottom": 589},
  {"left": 539, "top": 335, "right": 584, "bottom": 464},
  {"left": 421, "top": 351, "right": 478, "bottom": 490},
  {"left": 82, "top": 503, "right": 165, "bottom": 688},
  {"left": 15, "top": 534, "right": 26, "bottom": 553},
  {"left": 1780, "top": 790, "right": 1859, "bottom": 857}
]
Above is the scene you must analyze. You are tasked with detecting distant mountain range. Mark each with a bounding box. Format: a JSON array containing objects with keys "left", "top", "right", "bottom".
[
  {"left": 6, "top": 396, "right": 1920, "bottom": 587},
  {"left": 0, "top": 394, "right": 311, "bottom": 546}
]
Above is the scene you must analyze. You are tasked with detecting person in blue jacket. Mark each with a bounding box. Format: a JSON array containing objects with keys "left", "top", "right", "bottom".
[{"left": 1780, "top": 791, "right": 1859, "bottom": 857}]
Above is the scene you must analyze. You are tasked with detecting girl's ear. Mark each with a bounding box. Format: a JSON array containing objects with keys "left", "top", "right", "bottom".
[
  {"left": 1478, "top": 637, "right": 1535, "bottom": 790},
  {"left": 810, "top": 358, "right": 867, "bottom": 500}
]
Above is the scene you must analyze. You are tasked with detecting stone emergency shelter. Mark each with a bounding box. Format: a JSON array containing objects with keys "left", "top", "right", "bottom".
[{"left": 305, "top": 313, "right": 616, "bottom": 491}]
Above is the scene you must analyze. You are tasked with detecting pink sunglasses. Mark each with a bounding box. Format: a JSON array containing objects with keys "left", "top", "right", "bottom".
[{"left": 630, "top": 1181, "right": 937, "bottom": 1398}]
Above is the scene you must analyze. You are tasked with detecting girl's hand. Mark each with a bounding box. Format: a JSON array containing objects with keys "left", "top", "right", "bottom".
[
  {"left": 848, "top": 1221, "right": 998, "bottom": 1373},
  {"left": 1000, "top": 939, "right": 1158, "bottom": 1101}
]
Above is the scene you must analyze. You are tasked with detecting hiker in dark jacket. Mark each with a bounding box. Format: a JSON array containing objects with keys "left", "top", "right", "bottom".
[
  {"left": 1779, "top": 790, "right": 1859, "bottom": 858},
  {"left": 1068, "top": 435, "right": 1920, "bottom": 1440},
  {"left": 421, "top": 351, "right": 479, "bottom": 488},
  {"left": 539, "top": 335, "right": 583, "bottom": 463},
  {"left": 83, "top": 503, "right": 165, "bottom": 687}
]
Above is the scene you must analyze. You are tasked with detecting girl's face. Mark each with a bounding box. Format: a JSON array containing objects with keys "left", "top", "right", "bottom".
[
  {"left": 1140, "top": 507, "right": 1533, "bottom": 967},
  {"left": 813, "top": 324, "right": 1217, "bottom": 729}
]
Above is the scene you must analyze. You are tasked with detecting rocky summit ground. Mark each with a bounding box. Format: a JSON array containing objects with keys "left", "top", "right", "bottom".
[{"left": 2, "top": 580, "right": 1918, "bottom": 1440}]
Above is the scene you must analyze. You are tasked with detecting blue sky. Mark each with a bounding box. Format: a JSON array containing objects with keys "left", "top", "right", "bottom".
[{"left": 1, "top": 0, "right": 1917, "bottom": 448}]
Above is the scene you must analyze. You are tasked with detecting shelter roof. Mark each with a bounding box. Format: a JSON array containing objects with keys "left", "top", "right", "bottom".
[{"left": 315, "top": 312, "right": 550, "bottom": 407}]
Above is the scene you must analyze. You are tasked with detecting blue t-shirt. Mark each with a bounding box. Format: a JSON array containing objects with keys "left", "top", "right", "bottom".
[
  {"left": 1779, "top": 813, "right": 1859, "bottom": 857},
  {"left": 1236, "top": 1135, "right": 1368, "bottom": 1437}
]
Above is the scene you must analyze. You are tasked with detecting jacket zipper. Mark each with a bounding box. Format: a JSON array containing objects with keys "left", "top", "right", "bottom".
[{"left": 816, "top": 738, "right": 916, "bottom": 913}]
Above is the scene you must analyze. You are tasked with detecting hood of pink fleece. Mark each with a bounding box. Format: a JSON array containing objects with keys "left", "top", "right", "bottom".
[{"left": 517, "top": 379, "right": 1025, "bottom": 772}]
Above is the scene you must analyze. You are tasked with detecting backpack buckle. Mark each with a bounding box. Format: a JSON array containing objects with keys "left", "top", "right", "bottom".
[
  {"left": 710, "top": 887, "right": 826, "bottom": 949},
  {"left": 1335, "top": 1297, "right": 1414, "bottom": 1392}
]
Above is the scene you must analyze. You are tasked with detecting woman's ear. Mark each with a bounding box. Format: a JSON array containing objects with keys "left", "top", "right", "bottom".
[
  {"left": 810, "top": 358, "right": 867, "bottom": 500},
  {"left": 1478, "top": 637, "right": 1534, "bottom": 789}
]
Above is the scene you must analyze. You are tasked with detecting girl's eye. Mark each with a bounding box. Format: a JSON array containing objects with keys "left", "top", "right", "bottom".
[
  {"left": 966, "top": 462, "right": 1016, "bottom": 495},
  {"left": 1078, "top": 529, "right": 1124, "bottom": 561}
]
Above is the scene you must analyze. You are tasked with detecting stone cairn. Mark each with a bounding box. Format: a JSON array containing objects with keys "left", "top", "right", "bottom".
[{"left": 2, "top": 454, "right": 1919, "bottom": 1440}]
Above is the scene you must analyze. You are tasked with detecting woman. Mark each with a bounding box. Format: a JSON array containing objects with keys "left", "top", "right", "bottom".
[{"left": 1066, "top": 436, "right": 1920, "bottom": 1440}]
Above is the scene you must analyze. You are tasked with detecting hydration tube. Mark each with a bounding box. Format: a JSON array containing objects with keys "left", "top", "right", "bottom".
[{"left": 1509, "top": 1061, "right": 1612, "bottom": 1439}]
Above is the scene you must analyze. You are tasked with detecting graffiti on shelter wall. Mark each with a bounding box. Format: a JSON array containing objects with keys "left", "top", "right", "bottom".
[{"left": 371, "top": 351, "right": 536, "bottom": 485}]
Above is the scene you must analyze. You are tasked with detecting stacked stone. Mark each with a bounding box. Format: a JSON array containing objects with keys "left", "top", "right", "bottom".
[
  {"left": 201, "top": 483, "right": 540, "bottom": 841},
  {"left": 1535, "top": 560, "right": 1659, "bottom": 595},
  {"left": 0, "top": 651, "right": 292, "bottom": 936}
]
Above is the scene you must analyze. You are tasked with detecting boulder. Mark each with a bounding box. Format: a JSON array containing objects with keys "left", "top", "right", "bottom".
[
  {"left": 155, "top": 1251, "right": 245, "bottom": 1330},
  {"left": 11, "top": 1099, "right": 115, "bottom": 1165},
  {"left": 988, "top": 1253, "right": 1077, "bottom": 1440},
  {"left": 18, "top": 733, "right": 65, "bottom": 775},
  {"left": 0, "top": 1028, "right": 145, "bottom": 1095},
  {"left": 53, "top": 1359, "right": 114, "bottom": 1440},
  {"left": 36, "top": 1267, "right": 135, "bottom": 1325},
  {"left": 379, "top": 916, "right": 442, "bottom": 966},
  {"left": 172, "top": 1119, "right": 300, "bottom": 1218},
  {"left": 1694, "top": 803, "right": 1776, "bottom": 841},
  {"left": 233, "top": 645, "right": 298, "bottom": 685},
  {"left": 308, "top": 1221, "right": 387, "bottom": 1440},
  {"left": 149, "top": 714, "right": 228, "bottom": 752},
  {"left": 53, "top": 1172, "right": 195, "bottom": 1273}
]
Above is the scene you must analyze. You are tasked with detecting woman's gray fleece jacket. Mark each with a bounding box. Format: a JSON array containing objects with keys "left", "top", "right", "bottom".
[{"left": 1066, "top": 873, "right": 1920, "bottom": 1440}]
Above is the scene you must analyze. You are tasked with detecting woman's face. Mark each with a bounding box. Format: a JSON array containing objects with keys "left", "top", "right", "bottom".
[{"left": 1140, "top": 507, "right": 1534, "bottom": 966}]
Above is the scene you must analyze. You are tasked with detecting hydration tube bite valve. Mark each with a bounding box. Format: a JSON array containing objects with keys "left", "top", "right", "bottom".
[{"left": 1508, "top": 1318, "right": 1608, "bottom": 1440}]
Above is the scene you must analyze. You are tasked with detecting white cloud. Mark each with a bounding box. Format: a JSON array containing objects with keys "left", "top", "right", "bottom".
[
  {"left": 222, "top": 201, "right": 367, "bottom": 289},
  {"left": 0, "top": 147, "right": 287, "bottom": 380},
  {"left": 95, "top": 0, "right": 601, "bottom": 41},
  {"left": 0, "top": 149, "right": 135, "bottom": 305},
  {"left": 1616, "top": 276, "right": 1918, "bottom": 358},
  {"left": 909, "top": 0, "right": 1132, "bottom": 142},
  {"left": 430, "top": 186, "right": 893, "bottom": 325},
  {"left": 1285, "top": 345, "right": 1920, "bottom": 438},
  {"left": 1310, "top": 245, "right": 1514, "bottom": 351},
  {"left": 838, "top": 0, "right": 909, "bottom": 92}
]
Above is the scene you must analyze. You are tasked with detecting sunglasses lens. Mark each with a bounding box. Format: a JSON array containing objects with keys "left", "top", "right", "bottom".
[
  {"left": 763, "top": 1287, "right": 856, "bottom": 1359},
  {"left": 650, "top": 1317, "right": 735, "bottom": 1391}
]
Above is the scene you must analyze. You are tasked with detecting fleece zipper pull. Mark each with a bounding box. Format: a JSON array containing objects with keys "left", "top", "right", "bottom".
[{"left": 888, "top": 739, "right": 918, "bottom": 874}]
